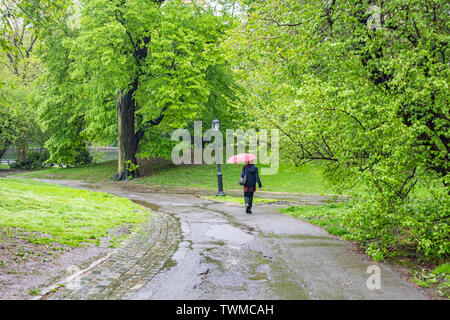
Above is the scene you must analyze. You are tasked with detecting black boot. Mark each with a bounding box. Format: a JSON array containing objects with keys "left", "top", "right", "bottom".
[
  {"left": 244, "top": 193, "right": 251, "bottom": 214},
  {"left": 246, "top": 203, "right": 252, "bottom": 214},
  {"left": 247, "top": 192, "right": 253, "bottom": 214}
]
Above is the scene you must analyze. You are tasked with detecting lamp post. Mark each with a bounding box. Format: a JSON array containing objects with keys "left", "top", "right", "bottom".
[{"left": 211, "top": 118, "right": 225, "bottom": 196}]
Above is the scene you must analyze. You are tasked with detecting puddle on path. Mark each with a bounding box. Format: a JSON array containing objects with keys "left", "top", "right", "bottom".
[
  {"left": 289, "top": 241, "right": 343, "bottom": 248},
  {"left": 198, "top": 244, "right": 310, "bottom": 299},
  {"left": 262, "top": 232, "right": 332, "bottom": 241},
  {"left": 79, "top": 183, "right": 101, "bottom": 189},
  {"left": 206, "top": 225, "right": 254, "bottom": 245},
  {"left": 155, "top": 201, "right": 194, "bottom": 207},
  {"left": 130, "top": 199, "right": 162, "bottom": 212}
]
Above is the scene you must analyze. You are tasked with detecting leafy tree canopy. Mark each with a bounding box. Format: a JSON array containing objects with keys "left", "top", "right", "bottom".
[
  {"left": 0, "top": 83, "right": 20, "bottom": 159},
  {"left": 36, "top": 0, "right": 238, "bottom": 173},
  {"left": 226, "top": 0, "right": 449, "bottom": 260}
]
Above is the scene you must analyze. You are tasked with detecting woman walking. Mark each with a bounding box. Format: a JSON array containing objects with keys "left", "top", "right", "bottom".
[{"left": 240, "top": 160, "right": 262, "bottom": 214}]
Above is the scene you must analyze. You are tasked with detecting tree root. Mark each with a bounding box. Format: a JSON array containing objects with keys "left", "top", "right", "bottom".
[{"left": 111, "top": 170, "right": 139, "bottom": 181}]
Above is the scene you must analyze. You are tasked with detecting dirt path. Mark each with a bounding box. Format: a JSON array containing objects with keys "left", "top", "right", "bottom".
[{"left": 31, "top": 180, "right": 426, "bottom": 300}]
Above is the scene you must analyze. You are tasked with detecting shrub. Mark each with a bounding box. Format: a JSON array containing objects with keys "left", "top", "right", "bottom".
[
  {"left": 343, "top": 190, "right": 449, "bottom": 262},
  {"left": 10, "top": 151, "right": 50, "bottom": 170},
  {"left": 74, "top": 145, "right": 93, "bottom": 166}
]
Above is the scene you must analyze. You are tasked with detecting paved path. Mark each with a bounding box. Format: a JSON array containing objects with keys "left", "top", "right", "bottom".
[
  {"left": 41, "top": 181, "right": 426, "bottom": 300},
  {"left": 46, "top": 209, "right": 181, "bottom": 300}
]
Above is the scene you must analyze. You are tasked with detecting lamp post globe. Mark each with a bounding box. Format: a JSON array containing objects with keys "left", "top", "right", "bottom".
[
  {"left": 211, "top": 118, "right": 220, "bottom": 132},
  {"left": 211, "top": 118, "right": 225, "bottom": 196}
]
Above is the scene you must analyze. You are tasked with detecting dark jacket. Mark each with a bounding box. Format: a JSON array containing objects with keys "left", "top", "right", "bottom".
[{"left": 241, "top": 164, "right": 262, "bottom": 191}]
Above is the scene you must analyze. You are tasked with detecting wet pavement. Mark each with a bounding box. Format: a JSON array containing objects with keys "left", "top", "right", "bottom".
[{"left": 36, "top": 180, "right": 427, "bottom": 300}]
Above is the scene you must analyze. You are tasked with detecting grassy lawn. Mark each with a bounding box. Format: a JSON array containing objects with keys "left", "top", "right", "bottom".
[
  {"left": 201, "top": 195, "right": 275, "bottom": 205},
  {"left": 0, "top": 164, "right": 10, "bottom": 169},
  {"left": 13, "top": 159, "right": 438, "bottom": 199},
  {"left": 16, "top": 160, "right": 339, "bottom": 195},
  {"left": 15, "top": 161, "right": 117, "bottom": 182},
  {"left": 137, "top": 163, "right": 336, "bottom": 194},
  {"left": 279, "top": 202, "right": 352, "bottom": 237},
  {"left": 0, "top": 178, "right": 149, "bottom": 247}
]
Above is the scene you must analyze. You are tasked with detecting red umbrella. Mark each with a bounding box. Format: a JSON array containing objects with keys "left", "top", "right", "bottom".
[{"left": 226, "top": 153, "right": 257, "bottom": 164}]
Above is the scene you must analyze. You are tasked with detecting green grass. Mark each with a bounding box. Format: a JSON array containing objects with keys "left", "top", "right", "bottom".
[
  {"left": 28, "top": 288, "right": 41, "bottom": 296},
  {"left": 201, "top": 195, "right": 275, "bottom": 205},
  {"left": 0, "top": 164, "right": 10, "bottom": 169},
  {"left": 413, "top": 263, "right": 450, "bottom": 298},
  {"left": 279, "top": 202, "right": 351, "bottom": 237},
  {"left": 15, "top": 161, "right": 117, "bottom": 182},
  {"left": 0, "top": 178, "right": 149, "bottom": 247},
  {"left": 10, "top": 159, "right": 439, "bottom": 199},
  {"left": 137, "top": 163, "right": 336, "bottom": 194},
  {"left": 16, "top": 160, "right": 338, "bottom": 194},
  {"left": 434, "top": 263, "right": 450, "bottom": 275}
]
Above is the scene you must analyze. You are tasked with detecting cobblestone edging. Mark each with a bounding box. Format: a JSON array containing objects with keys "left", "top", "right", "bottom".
[{"left": 44, "top": 209, "right": 181, "bottom": 300}]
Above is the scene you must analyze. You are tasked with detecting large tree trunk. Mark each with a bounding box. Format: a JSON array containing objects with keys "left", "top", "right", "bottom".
[
  {"left": 112, "top": 86, "right": 139, "bottom": 181},
  {"left": 0, "top": 148, "right": 6, "bottom": 160}
]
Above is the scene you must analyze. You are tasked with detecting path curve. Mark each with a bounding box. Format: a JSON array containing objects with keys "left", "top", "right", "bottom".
[
  {"left": 45, "top": 203, "right": 181, "bottom": 300},
  {"left": 41, "top": 180, "right": 427, "bottom": 300}
]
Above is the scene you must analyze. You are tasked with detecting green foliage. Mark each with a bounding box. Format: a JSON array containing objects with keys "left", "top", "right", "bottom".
[
  {"left": 0, "top": 178, "right": 149, "bottom": 247},
  {"left": 413, "top": 263, "right": 450, "bottom": 298},
  {"left": 280, "top": 203, "right": 351, "bottom": 238},
  {"left": 125, "top": 160, "right": 139, "bottom": 180},
  {"left": 138, "top": 129, "right": 177, "bottom": 160},
  {"left": 226, "top": 0, "right": 449, "bottom": 261},
  {"left": 0, "top": 104, "right": 20, "bottom": 157},
  {"left": 0, "top": 70, "right": 44, "bottom": 162},
  {"left": 33, "top": 8, "right": 97, "bottom": 166},
  {"left": 72, "top": 0, "right": 234, "bottom": 147},
  {"left": 342, "top": 189, "right": 449, "bottom": 261},
  {"left": 0, "top": 1, "right": 58, "bottom": 157},
  {"left": 74, "top": 146, "right": 93, "bottom": 166},
  {"left": 10, "top": 151, "right": 49, "bottom": 170},
  {"left": 36, "top": 0, "right": 238, "bottom": 163},
  {"left": 434, "top": 263, "right": 450, "bottom": 275}
]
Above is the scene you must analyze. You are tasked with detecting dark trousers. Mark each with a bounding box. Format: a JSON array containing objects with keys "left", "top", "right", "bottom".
[{"left": 244, "top": 192, "right": 254, "bottom": 212}]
